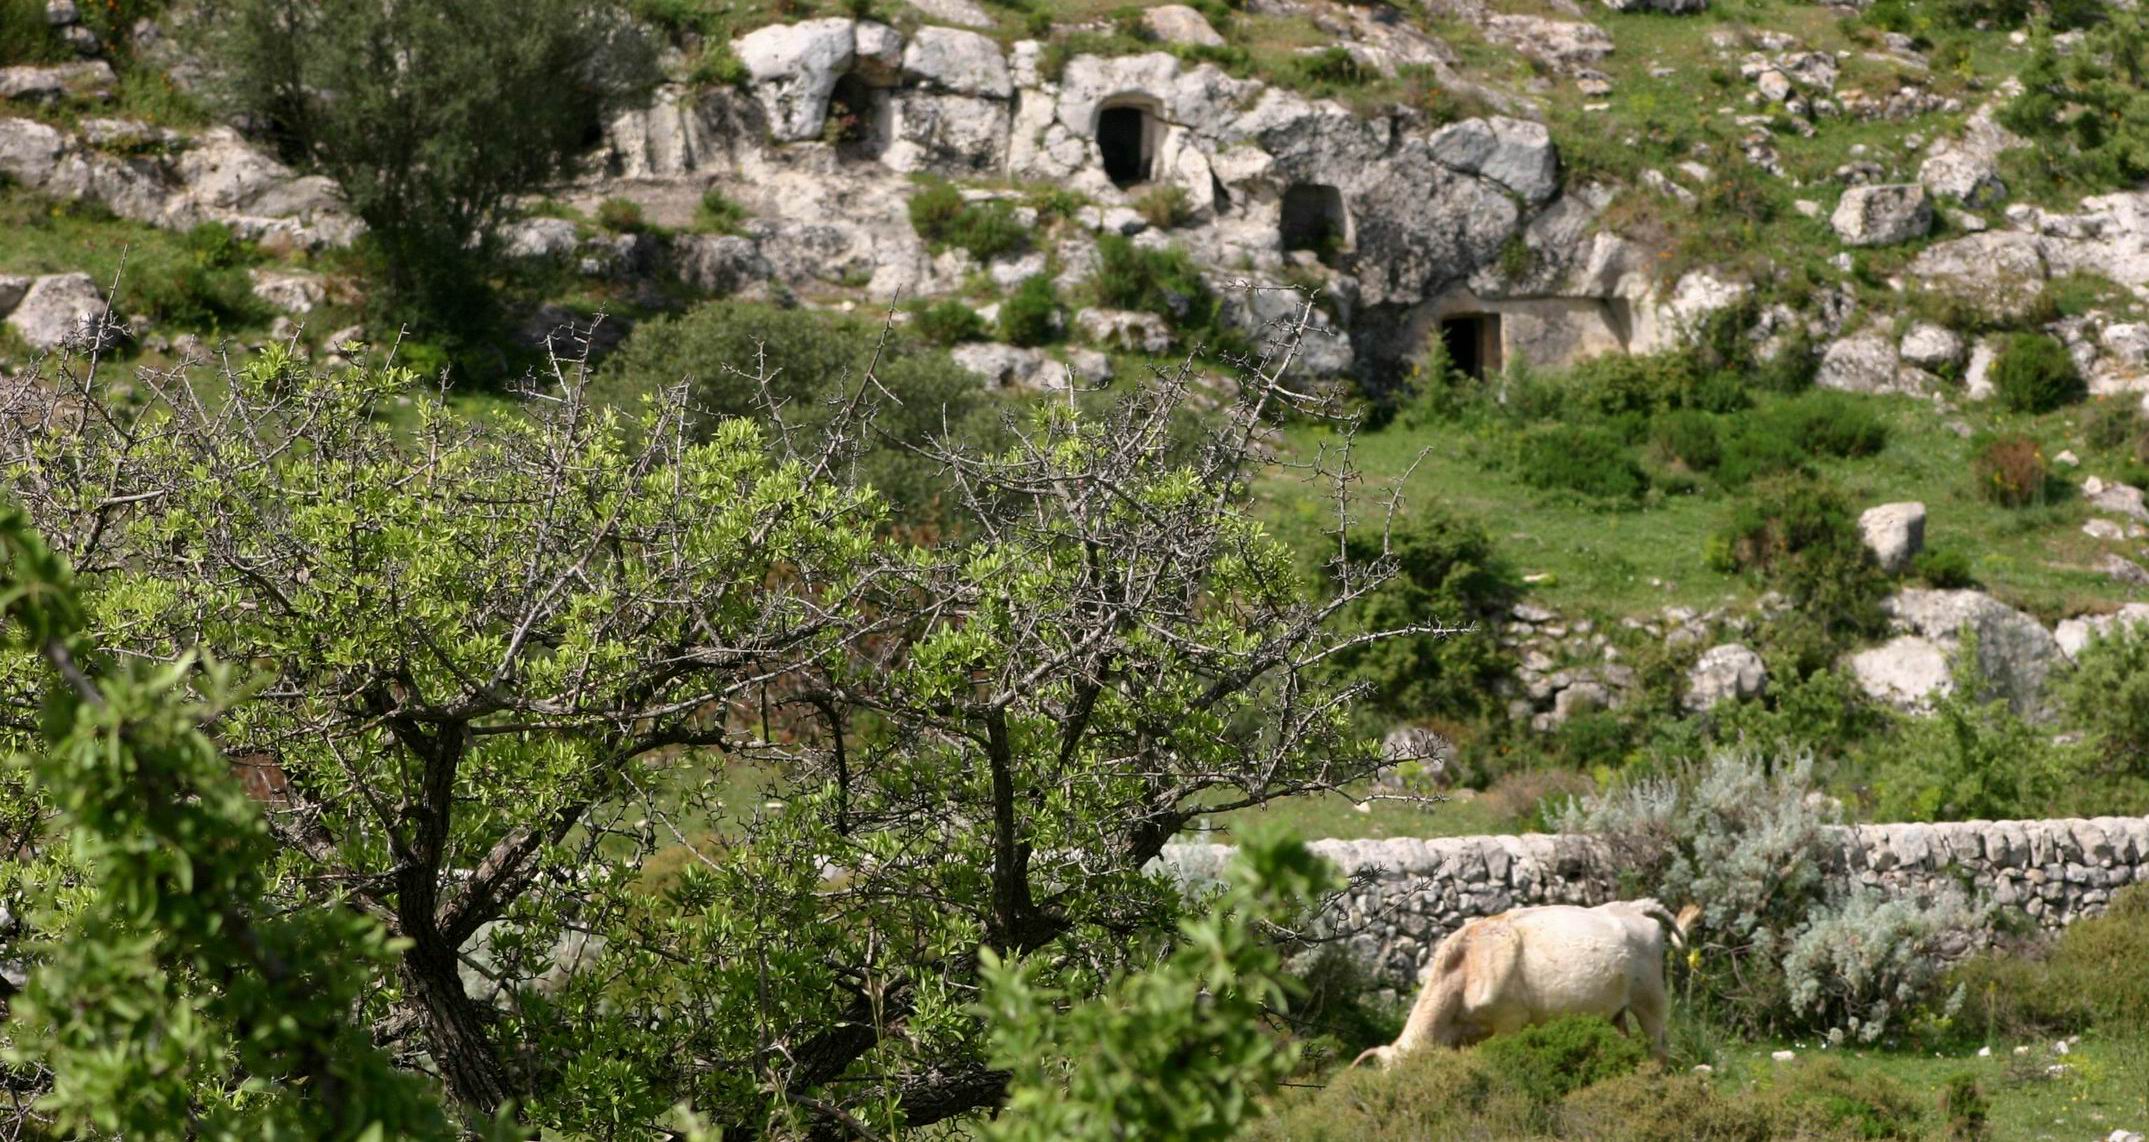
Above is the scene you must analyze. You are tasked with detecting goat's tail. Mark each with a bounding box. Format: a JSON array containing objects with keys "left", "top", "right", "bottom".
[{"left": 1635, "top": 897, "right": 1702, "bottom": 950}]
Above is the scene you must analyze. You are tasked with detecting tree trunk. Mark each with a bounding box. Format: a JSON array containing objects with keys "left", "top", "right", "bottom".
[{"left": 401, "top": 936, "right": 515, "bottom": 1116}]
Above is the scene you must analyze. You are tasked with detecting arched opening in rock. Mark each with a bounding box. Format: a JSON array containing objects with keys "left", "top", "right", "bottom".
[
  {"left": 824, "top": 72, "right": 887, "bottom": 149},
  {"left": 1280, "top": 183, "right": 1349, "bottom": 262},
  {"left": 1440, "top": 313, "right": 1502, "bottom": 380},
  {"left": 1097, "top": 102, "right": 1158, "bottom": 188}
]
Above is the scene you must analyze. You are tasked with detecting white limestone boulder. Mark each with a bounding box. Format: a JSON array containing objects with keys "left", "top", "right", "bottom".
[
  {"left": 6, "top": 272, "right": 115, "bottom": 352},
  {"left": 1426, "top": 117, "right": 1560, "bottom": 206},
  {"left": 1832, "top": 184, "right": 1932, "bottom": 246},
  {"left": 735, "top": 18, "right": 858, "bottom": 143},
  {"left": 1859, "top": 502, "right": 1926, "bottom": 574},
  {"left": 1684, "top": 644, "right": 1767, "bottom": 712}
]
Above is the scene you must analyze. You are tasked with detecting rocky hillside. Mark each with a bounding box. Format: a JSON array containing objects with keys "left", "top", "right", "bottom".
[{"left": 3, "top": 0, "right": 2148, "bottom": 813}]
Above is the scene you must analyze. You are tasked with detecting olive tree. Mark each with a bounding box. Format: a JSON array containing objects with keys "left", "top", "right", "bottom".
[{"left": 1, "top": 293, "right": 1438, "bottom": 1135}]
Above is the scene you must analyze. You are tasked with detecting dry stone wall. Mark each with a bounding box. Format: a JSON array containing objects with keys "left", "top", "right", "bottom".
[{"left": 1157, "top": 815, "right": 2149, "bottom": 993}]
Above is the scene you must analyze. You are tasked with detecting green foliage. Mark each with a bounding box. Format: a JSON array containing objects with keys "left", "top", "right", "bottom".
[
  {"left": 1913, "top": 547, "right": 1979, "bottom": 589},
  {"left": 1652, "top": 408, "right": 1723, "bottom": 472},
  {"left": 1474, "top": 1017, "right": 1648, "bottom": 1110},
  {"left": 695, "top": 188, "right": 749, "bottom": 235},
  {"left": 1292, "top": 46, "right": 1376, "bottom": 93},
  {"left": 1939, "top": 1072, "right": 1990, "bottom": 1141},
  {"left": 1987, "top": 333, "right": 2085, "bottom": 413},
  {"left": 0, "top": 512, "right": 456, "bottom": 1139},
  {"left": 908, "top": 178, "right": 1030, "bottom": 261},
  {"left": 1517, "top": 423, "right": 1650, "bottom": 501},
  {"left": 123, "top": 222, "right": 270, "bottom": 332},
  {"left": 2000, "top": 13, "right": 2149, "bottom": 194},
  {"left": 979, "top": 833, "right": 1337, "bottom": 1141},
  {"left": 1968, "top": 432, "right": 2053, "bottom": 507},
  {"left": 1245, "top": 1046, "right": 1535, "bottom": 1140},
  {"left": 1770, "top": 1059, "right": 1926, "bottom": 1139},
  {"left": 2058, "top": 623, "right": 2149, "bottom": 779},
  {"left": 1783, "top": 889, "right": 1981, "bottom": 1045},
  {"left": 596, "top": 300, "right": 995, "bottom": 522},
  {"left": 1950, "top": 884, "right": 2149, "bottom": 1039},
  {"left": 595, "top": 196, "right": 646, "bottom": 233},
  {"left": 999, "top": 274, "right": 1061, "bottom": 347},
  {"left": 1708, "top": 476, "right": 1885, "bottom": 640},
  {"left": 1134, "top": 183, "right": 1194, "bottom": 230},
  {"left": 910, "top": 297, "right": 989, "bottom": 346},
  {"left": 198, "top": 0, "right": 657, "bottom": 350},
  {"left": 1328, "top": 508, "right": 1520, "bottom": 720},
  {"left": 1089, "top": 234, "right": 1220, "bottom": 338}
]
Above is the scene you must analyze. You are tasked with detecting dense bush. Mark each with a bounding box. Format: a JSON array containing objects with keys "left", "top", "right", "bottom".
[
  {"left": 1475, "top": 1017, "right": 1647, "bottom": 1110},
  {"left": 695, "top": 189, "right": 749, "bottom": 235},
  {"left": 1707, "top": 476, "right": 1885, "bottom": 639},
  {"left": 1875, "top": 652, "right": 2078, "bottom": 822},
  {"left": 1950, "top": 884, "right": 2149, "bottom": 1040},
  {"left": 1968, "top": 432, "right": 2052, "bottom": 507},
  {"left": 909, "top": 298, "right": 988, "bottom": 346},
  {"left": 1554, "top": 750, "right": 1990, "bottom": 1043},
  {"left": 595, "top": 197, "right": 645, "bottom": 233},
  {"left": 908, "top": 178, "right": 1029, "bottom": 262},
  {"left": 1518, "top": 424, "right": 1650, "bottom": 501},
  {"left": 1987, "top": 332, "right": 2085, "bottom": 413},
  {"left": 0, "top": 0, "right": 65, "bottom": 64},
  {"left": 1089, "top": 235, "right": 1220, "bottom": 337},
  {"left": 1783, "top": 887, "right": 1983, "bottom": 1044},
  {"left": 2058, "top": 623, "right": 2149, "bottom": 778},
  {"left": 2083, "top": 397, "right": 2148, "bottom": 455},
  {"left": 1713, "top": 392, "right": 1890, "bottom": 487},
  {"left": 1913, "top": 547, "right": 1978, "bottom": 589},
  {"left": 596, "top": 301, "right": 999, "bottom": 521},
  {"left": 999, "top": 275, "right": 1061, "bottom": 347},
  {"left": 1651, "top": 408, "right": 1722, "bottom": 471},
  {"left": 1328, "top": 508, "right": 1520, "bottom": 720}
]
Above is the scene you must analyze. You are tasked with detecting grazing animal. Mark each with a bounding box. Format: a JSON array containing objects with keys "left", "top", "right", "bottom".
[{"left": 1353, "top": 898, "right": 1699, "bottom": 1067}]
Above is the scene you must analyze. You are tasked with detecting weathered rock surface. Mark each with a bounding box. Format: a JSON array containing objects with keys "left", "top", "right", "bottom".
[
  {"left": 2083, "top": 476, "right": 2149, "bottom": 522},
  {"left": 1817, "top": 332, "right": 1924, "bottom": 394},
  {"left": 6, "top": 272, "right": 114, "bottom": 352},
  {"left": 1425, "top": 116, "right": 1560, "bottom": 206},
  {"left": 1899, "top": 323, "right": 1965, "bottom": 370},
  {"left": 1832, "top": 183, "right": 1931, "bottom": 246},
  {"left": 2056, "top": 604, "right": 2149, "bottom": 659},
  {"left": 0, "top": 60, "right": 114, "bottom": 103},
  {"left": 1143, "top": 5, "right": 1225, "bottom": 47},
  {"left": 1684, "top": 643, "right": 1767, "bottom": 712},
  {"left": 248, "top": 269, "right": 325, "bottom": 314},
  {"left": 1848, "top": 636, "right": 1955, "bottom": 711},
  {"left": 735, "top": 18, "right": 859, "bottom": 143},
  {"left": 1859, "top": 502, "right": 1926, "bottom": 574},
  {"left": 1881, "top": 588, "right": 2064, "bottom": 715}
]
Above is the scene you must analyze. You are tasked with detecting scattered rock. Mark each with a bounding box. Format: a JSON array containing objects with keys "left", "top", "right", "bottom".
[
  {"left": 5, "top": 272, "right": 115, "bottom": 352},
  {"left": 905, "top": 0, "right": 993, "bottom": 27},
  {"left": 673, "top": 234, "right": 773, "bottom": 296},
  {"left": 951, "top": 341, "right": 1060, "bottom": 390},
  {"left": 1883, "top": 588, "right": 2064, "bottom": 715},
  {"left": 0, "top": 60, "right": 115, "bottom": 103},
  {"left": 1859, "top": 502, "right": 1926, "bottom": 573},
  {"left": 2100, "top": 553, "right": 2149, "bottom": 586},
  {"left": 1075, "top": 307, "right": 1171, "bottom": 354},
  {"left": 2054, "top": 449, "right": 2080, "bottom": 467},
  {"left": 1602, "top": 0, "right": 1706, "bottom": 11},
  {"left": 1899, "top": 322, "right": 1964, "bottom": 370},
  {"left": 2083, "top": 476, "right": 2149, "bottom": 522},
  {"left": 1143, "top": 5, "right": 1226, "bottom": 47},
  {"left": 247, "top": 269, "right": 324, "bottom": 314},
  {"left": 2084, "top": 519, "right": 2127, "bottom": 542},
  {"left": 503, "top": 217, "right": 583, "bottom": 261},
  {"left": 1832, "top": 183, "right": 1931, "bottom": 246},
  {"left": 1817, "top": 332, "right": 1920, "bottom": 394},
  {"left": 2055, "top": 604, "right": 2149, "bottom": 660},
  {"left": 1847, "top": 636, "right": 1954, "bottom": 710},
  {"left": 1684, "top": 643, "right": 1767, "bottom": 712}
]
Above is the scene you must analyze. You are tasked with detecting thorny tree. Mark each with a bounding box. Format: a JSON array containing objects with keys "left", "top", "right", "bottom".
[{"left": 0, "top": 294, "right": 1451, "bottom": 1136}]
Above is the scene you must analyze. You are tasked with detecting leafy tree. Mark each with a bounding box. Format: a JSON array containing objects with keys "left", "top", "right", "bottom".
[
  {"left": 0, "top": 511, "right": 455, "bottom": 1138},
  {"left": 1329, "top": 508, "right": 1518, "bottom": 721},
  {"left": 3, "top": 306, "right": 1427, "bottom": 1135},
  {"left": 978, "top": 832, "right": 1336, "bottom": 1142},
  {"left": 198, "top": 0, "right": 656, "bottom": 342},
  {"left": 2060, "top": 623, "right": 2149, "bottom": 779}
]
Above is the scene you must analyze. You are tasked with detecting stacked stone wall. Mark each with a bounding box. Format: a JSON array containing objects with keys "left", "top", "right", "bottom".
[{"left": 1158, "top": 815, "right": 2149, "bottom": 991}]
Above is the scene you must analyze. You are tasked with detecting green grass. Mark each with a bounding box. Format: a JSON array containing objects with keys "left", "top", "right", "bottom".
[
  {"left": 1186, "top": 785, "right": 1523, "bottom": 843},
  {"left": 1262, "top": 389, "right": 2145, "bottom": 622}
]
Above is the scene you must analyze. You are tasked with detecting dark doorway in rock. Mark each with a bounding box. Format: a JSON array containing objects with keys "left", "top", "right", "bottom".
[
  {"left": 1280, "top": 183, "right": 1348, "bottom": 262},
  {"left": 826, "top": 72, "right": 879, "bottom": 147},
  {"left": 1098, "top": 104, "right": 1154, "bottom": 187},
  {"left": 1440, "top": 314, "right": 1501, "bottom": 379}
]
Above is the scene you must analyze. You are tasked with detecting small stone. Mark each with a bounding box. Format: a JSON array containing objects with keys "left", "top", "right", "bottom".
[
  {"left": 1832, "top": 184, "right": 1932, "bottom": 247},
  {"left": 1772, "top": 1049, "right": 1796, "bottom": 1062},
  {"left": 2084, "top": 519, "right": 2127, "bottom": 542},
  {"left": 1859, "top": 502, "right": 1926, "bottom": 574},
  {"left": 2055, "top": 449, "right": 2080, "bottom": 467}
]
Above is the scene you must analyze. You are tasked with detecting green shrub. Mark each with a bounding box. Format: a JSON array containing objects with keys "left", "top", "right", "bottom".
[
  {"left": 1769, "top": 1060, "right": 1926, "bottom": 1140},
  {"left": 1476, "top": 1017, "right": 1647, "bottom": 1109},
  {"left": 1089, "top": 235, "right": 1219, "bottom": 336},
  {"left": 908, "top": 299, "right": 987, "bottom": 346},
  {"left": 1782, "top": 887, "right": 1984, "bottom": 1044},
  {"left": 695, "top": 189, "right": 749, "bottom": 235},
  {"left": 1951, "top": 884, "right": 2149, "bottom": 1040},
  {"left": 2058, "top": 623, "right": 2149, "bottom": 778},
  {"left": 998, "top": 275, "right": 1060, "bottom": 347},
  {"left": 1291, "top": 46, "right": 1375, "bottom": 93},
  {"left": 1243, "top": 1045, "right": 1535, "bottom": 1141},
  {"left": 1329, "top": 508, "right": 1519, "bottom": 720},
  {"left": 2001, "top": 14, "right": 2149, "bottom": 194},
  {"left": 1518, "top": 424, "right": 1649, "bottom": 501},
  {"left": 595, "top": 197, "right": 645, "bottom": 233},
  {"left": 1968, "top": 432, "right": 2052, "bottom": 507},
  {"left": 1133, "top": 184, "right": 1192, "bottom": 230},
  {"left": 1708, "top": 476, "right": 1885, "bottom": 639},
  {"left": 1560, "top": 1069, "right": 1793, "bottom": 1141},
  {"left": 1939, "top": 1072, "right": 1989, "bottom": 1141},
  {"left": 1652, "top": 409, "right": 1723, "bottom": 471},
  {"left": 1988, "top": 332, "right": 2085, "bottom": 413},
  {"left": 907, "top": 178, "right": 1029, "bottom": 262}
]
